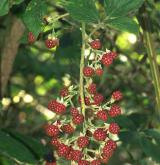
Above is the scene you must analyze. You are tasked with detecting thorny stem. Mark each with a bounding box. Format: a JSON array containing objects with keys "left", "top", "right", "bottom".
[
  {"left": 138, "top": 4, "right": 160, "bottom": 118},
  {"left": 80, "top": 22, "right": 86, "bottom": 133}
]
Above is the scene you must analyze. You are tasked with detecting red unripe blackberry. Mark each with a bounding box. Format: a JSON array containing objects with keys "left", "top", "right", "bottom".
[
  {"left": 70, "top": 107, "right": 79, "bottom": 117},
  {"left": 72, "top": 150, "right": 83, "bottom": 162},
  {"left": 48, "top": 100, "right": 66, "bottom": 114},
  {"left": 28, "top": 32, "right": 35, "bottom": 44},
  {"left": 97, "top": 110, "right": 108, "bottom": 121},
  {"left": 45, "top": 162, "right": 56, "bottom": 165},
  {"left": 60, "top": 87, "right": 69, "bottom": 97},
  {"left": 50, "top": 137, "right": 60, "bottom": 147},
  {"left": 109, "top": 123, "right": 120, "bottom": 134},
  {"left": 90, "top": 39, "right": 101, "bottom": 50},
  {"left": 87, "top": 83, "right": 97, "bottom": 94},
  {"left": 78, "top": 160, "right": 90, "bottom": 165},
  {"left": 73, "top": 114, "right": 84, "bottom": 125},
  {"left": 77, "top": 136, "right": 89, "bottom": 148},
  {"left": 106, "top": 139, "right": 117, "bottom": 150},
  {"left": 61, "top": 124, "right": 75, "bottom": 134},
  {"left": 112, "top": 91, "right": 123, "bottom": 101},
  {"left": 65, "top": 147, "right": 74, "bottom": 160},
  {"left": 45, "top": 38, "right": 59, "bottom": 49},
  {"left": 94, "top": 93, "right": 104, "bottom": 105},
  {"left": 109, "top": 105, "right": 121, "bottom": 117},
  {"left": 110, "top": 51, "right": 117, "bottom": 59},
  {"left": 101, "top": 53, "right": 113, "bottom": 67},
  {"left": 93, "top": 128, "right": 107, "bottom": 141},
  {"left": 91, "top": 159, "right": 101, "bottom": 165},
  {"left": 95, "top": 68, "right": 103, "bottom": 76},
  {"left": 83, "top": 66, "right": 94, "bottom": 77},
  {"left": 57, "top": 143, "right": 70, "bottom": 157},
  {"left": 79, "top": 96, "right": 91, "bottom": 106},
  {"left": 45, "top": 124, "right": 59, "bottom": 137}
]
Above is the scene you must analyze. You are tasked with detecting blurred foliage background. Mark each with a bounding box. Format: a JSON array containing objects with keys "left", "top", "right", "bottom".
[{"left": 0, "top": 0, "right": 160, "bottom": 165}]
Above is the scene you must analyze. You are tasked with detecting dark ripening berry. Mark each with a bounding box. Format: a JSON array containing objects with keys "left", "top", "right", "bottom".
[
  {"left": 97, "top": 110, "right": 108, "bottom": 121},
  {"left": 83, "top": 66, "right": 94, "bottom": 77},
  {"left": 48, "top": 100, "right": 66, "bottom": 114},
  {"left": 60, "top": 87, "right": 69, "bottom": 97},
  {"left": 78, "top": 160, "right": 90, "bottom": 165},
  {"left": 28, "top": 32, "right": 35, "bottom": 44},
  {"left": 45, "top": 162, "right": 56, "bottom": 165},
  {"left": 93, "top": 128, "right": 107, "bottom": 141},
  {"left": 72, "top": 114, "right": 84, "bottom": 125},
  {"left": 87, "top": 83, "right": 97, "bottom": 94},
  {"left": 45, "top": 38, "right": 59, "bottom": 49},
  {"left": 45, "top": 124, "right": 59, "bottom": 137},
  {"left": 70, "top": 107, "right": 79, "bottom": 117},
  {"left": 109, "top": 105, "right": 121, "bottom": 117},
  {"left": 109, "top": 123, "right": 120, "bottom": 134},
  {"left": 101, "top": 53, "right": 113, "bottom": 67},
  {"left": 91, "top": 159, "right": 101, "bottom": 165},
  {"left": 95, "top": 68, "right": 103, "bottom": 76},
  {"left": 94, "top": 93, "right": 104, "bottom": 105},
  {"left": 112, "top": 91, "right": 123, "bottom": 101},
  {"left": 50, "top": 138, "right": 60, "bottom": 148},
  {"left": 90, "top": 39, "right": 101, "bottom": 49},
  {"left": 61, "top": 124, "right": 74, "bottom": 134},
  {"left": 57, "top": 143, "right": 70, "bottom": 157},
  {"left": 71, "top": 150, "right": 83, "bottom": 162},
  {"left": 77, "top": 136, "right": 89, "bottom": 148}
]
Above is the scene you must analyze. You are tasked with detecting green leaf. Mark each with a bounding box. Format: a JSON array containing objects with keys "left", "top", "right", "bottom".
[
  {"left": 61, "top": 0, "right": 99, "bottom": 23},
  {"left": 8, "top": 131, "right": 47, "bottom": 159},
  {"left": 21, "top": 0, "right": 47, "bottom": 37},
  {"left": 144, "top": 129, "right": 160, "bottom": 144},
  {"left": 12, "top": 0, "right": 24, "bottom": 5},
  {"left": 114, "top": 115, "right": 137, "bottom": 130},
  {"left": 0, "top": 0, "right": 9, "bottom": 16},
  {"left": 104, "top": 0, "right": 144, "bottom": 18},
  {"left": 0, "top": 131, "right": 37, "bottom": 163},
  {"left": 107, "top": 17, "right": 139, "bottom": 34},
  {"left": 139, "top": 135, "right": 160, "bottom": 163}
]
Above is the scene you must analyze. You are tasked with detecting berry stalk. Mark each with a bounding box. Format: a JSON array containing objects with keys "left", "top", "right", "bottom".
[{"left": 80, "top": 22, "right": 86, "bottom": 132}]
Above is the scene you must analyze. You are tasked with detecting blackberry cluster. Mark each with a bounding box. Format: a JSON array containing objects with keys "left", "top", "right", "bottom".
[{"left": 44, "top": 40, "right": 123, "bottom": 164}]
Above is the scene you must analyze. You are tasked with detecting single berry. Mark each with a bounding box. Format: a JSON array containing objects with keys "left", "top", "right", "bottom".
[
  {"left": 77, "top": 136, "right": 89, "bottom": 148},
  {"left": 91, "top": 159, "right": 101, "bottom": 165},
  {"left": 106, "top": 139, "right": 117, "bottom": 150},
  {"left": 79, "top": 96, "right": 91, "bottom": 106},
  {"left": 28, "top": 32, "right": 35, "bottom": 44},
  {"left": 93, "top": 128, "right": 107, "bottom": 141},
  {"left": 78, "top": 160, "right": 90, "bottom": 165},
  {"left": 60, "top": 87, "right": 69, "bottom": 97},
  {"left": 45, "top": 38, "right": 59, "bottom": 49},
  {"left": 90, "top": 39, "right": 101, "bottom": 49},
  {"left": 50, "top": 138, "right": 60, "bottom": 147},
  {"left": 61, "top": 124, "right": 75, "bottom": 134},
  {"left": 109, "top": 123, "right": 120, "bottom": 134},
  {"left": 70, "top": 107, "right": 79, "bottom": 117},
  {"left": 48, "top": 100, "right": 66, "bottom": 114},
  {"left": 57, "top": 143, "right": 70, "bottom": 157},
  {"left": 87, "top": 83, "right": 97, "bottom": 94},
  {"left": 83, "top": 66, "right": 94, "bottom": 77},
  {"left": 45, "top": 124, "right": 59, "bottom": 137},
  {"left": 73, "top": 114, "right": 84, "bottom": 125},
  {"left": 97, "top": 110, "right": 108, "bottom": 121},
  {"left": 94, "top": 93, "right": 104, "bottom": 105},
  {"left": 71, "top": 150, "right": 83, "bottom": 162},
  {"left": 101, "top": 53, "right": 113, "bottom": 67},
  {"left": 110, "top": 51, "right": 117, "bottom": 59},
  {"left": 109, "top": 105, "right": 121, "bottom": 117},
  {"left": 112, "top": 91, "right": 123, "bottom": 101},
  {"left": 65, "top": 147, "right": 74, "bottom": 160},
  {"left": 95, "top": 68, "right": 103, "bottom": 76}
]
